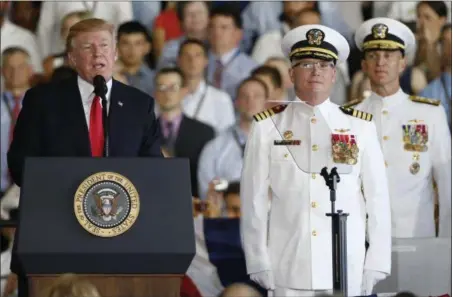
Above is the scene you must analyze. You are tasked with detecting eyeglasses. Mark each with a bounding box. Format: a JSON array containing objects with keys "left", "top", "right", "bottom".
[
  {"left": 156, "top": 84, "right": 181, "bottom": 93},
  {"left": 293, "top": 61, "right": 335, "bottom": 70}
]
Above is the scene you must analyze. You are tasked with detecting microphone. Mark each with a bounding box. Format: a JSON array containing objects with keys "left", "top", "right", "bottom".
[{"left": 93, "top": 75, "right": 109, "bottom": 157}]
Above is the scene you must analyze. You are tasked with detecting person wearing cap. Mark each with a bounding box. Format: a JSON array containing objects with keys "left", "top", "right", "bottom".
[
  {"left": 240, "top": 24, "right": 391, "bottom": 296},
  {"left": 351, "top": 18, "right": 451, "bottom": 239}
]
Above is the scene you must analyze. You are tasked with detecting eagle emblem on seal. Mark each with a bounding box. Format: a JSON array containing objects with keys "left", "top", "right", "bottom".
[
  {"left": 92, "top": 188, "right": 124, "bottom": 222},
  {"left": 372, "top": 23, "right": 388, "bottom": 39},
  {"left": 307, "top": 29, "right": 324, "bottom": 46}
]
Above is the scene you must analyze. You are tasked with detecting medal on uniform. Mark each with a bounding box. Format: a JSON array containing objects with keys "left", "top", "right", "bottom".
[
  {"left": 410, "top": 162, "right": 420, "bottom": 174},
  {"left": 402, "top": 124, "right": 428, "bottom": 152},
  {"left": 332, "top": 133, "right": 359, "bottom": 165}
]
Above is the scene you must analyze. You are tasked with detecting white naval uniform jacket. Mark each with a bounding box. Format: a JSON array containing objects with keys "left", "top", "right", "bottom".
[
  {"left": 355, "top": 89, "right": 452, "bottom": 238},
  {"left": 240, "top": 99, "right": 392, "bottom": 295}
]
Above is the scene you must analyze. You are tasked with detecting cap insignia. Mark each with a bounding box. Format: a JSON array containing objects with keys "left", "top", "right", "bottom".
[
  {"left": 307, "top": 29, "right": 325, "bottom": 46},
  {"left": 372, "top": 23, "right": 388, "bottom": 39}
]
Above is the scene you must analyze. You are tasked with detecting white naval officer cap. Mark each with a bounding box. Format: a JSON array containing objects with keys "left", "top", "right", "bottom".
[
  {"left": 354, "top": 17, "right": 416, "bottom": 55},
  {"left": 281, "top": 24, "right": 350, "bottom": 64}
]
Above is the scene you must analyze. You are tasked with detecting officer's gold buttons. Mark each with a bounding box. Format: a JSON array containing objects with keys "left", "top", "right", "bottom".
[
  {"left": 383, "top": 136, "right": 389, "bottom": 141},
  {"left": 312, "top": 144, "right": 318, "bottom": 151},
  {"left": 311, "top": 173, "right": 316, "bottom": 179},
  {"left": 311, "top": 118, "right": 317, "bottom": 124},
  {"left": 385, "top": 161, "right": 388, "bottom": 167},
  {"left": 312, "top": 230, "right": 317, "bottom": 236},
  {"left": 284, "top": 153, "right": 289, "bottom": 158},
  {"left": 311, "top": 202, "right": 318, "bottom": 208},
  {"left": 382, "top": 110, "right": 388, "bottom": 115}
]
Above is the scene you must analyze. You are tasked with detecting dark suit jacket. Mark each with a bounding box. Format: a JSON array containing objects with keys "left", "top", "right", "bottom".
[
  {"left": 8, "top": 76, "right": 163, "bottom": 187},
  {"left": 158, "top": 115, "right": 215, "bottom": 197}
]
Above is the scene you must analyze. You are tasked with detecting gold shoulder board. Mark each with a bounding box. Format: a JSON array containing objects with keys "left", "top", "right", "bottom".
[
  {"left": 339, "top": 106, "right": 373, "bottom": 121},
  {"left": 409, "top": 95, "right": 440, "bottom": 106},
  {"left": 253, "top": 104, "right": 288, "bottom": 122},
  {"left": 342, "top": 98, "right": 363, "bottom": 109}
]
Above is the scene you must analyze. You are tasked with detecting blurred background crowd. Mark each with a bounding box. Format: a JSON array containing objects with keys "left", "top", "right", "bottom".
[{"left": 0, "top": 1, "right": 451, "bottom": 297}]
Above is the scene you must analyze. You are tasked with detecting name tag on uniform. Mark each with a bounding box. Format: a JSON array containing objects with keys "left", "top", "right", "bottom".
[
  {"left": 331, "top": 133, "right": 359, "bottom": 165},
  {"left": 274, "top": 140, "right": 301, "bottom": 145}
]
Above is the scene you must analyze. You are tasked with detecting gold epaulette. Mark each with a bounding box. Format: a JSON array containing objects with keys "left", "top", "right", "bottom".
[
  {"left": 342, "top": 98, "right": 363, "bottom": 108},
  {"left": 339, "top": 106, "right": 373, "bottom": 121},
  {"left": 409, "top": 95, "right": 440, "bottom": 106},
  {"left": 253, "top": 104, "right": 288, "bottom": 122}
]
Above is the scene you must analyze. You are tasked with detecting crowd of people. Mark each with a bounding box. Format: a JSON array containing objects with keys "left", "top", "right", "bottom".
[{"left": 0, "top": 1, "right": 451, "bottom": 297}]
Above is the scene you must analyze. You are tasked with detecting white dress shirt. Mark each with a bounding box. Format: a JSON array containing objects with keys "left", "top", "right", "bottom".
[
  {"left": 183, "top": 81, "right": 235, "bottom": 134},
  {"left": 1, "top": 19, "right": 43, "bottom": 73},
  {"left": 355, "top": 89, "right": 452, "bottom": 238},
  {"left": 197, "top": 124, "right": 247, "bottom": 199},
  {"left": 77, "top": 76, "right": 112, "bottom": 127},
  {"left": 37, "top": 1, "right": 133, "bottom": 57}
]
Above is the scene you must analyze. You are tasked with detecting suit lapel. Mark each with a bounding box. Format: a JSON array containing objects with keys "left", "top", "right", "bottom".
[
  {"left": 174, "top": 116, "right": 189, "bottom": 152},
  {"left": 108, "top": 80, "right": 126, "bottom": 155},
  {"left": 64, "top": 78, "right": 91, "bottom": 155}
]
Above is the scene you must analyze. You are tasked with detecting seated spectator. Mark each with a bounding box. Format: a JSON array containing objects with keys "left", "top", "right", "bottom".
[
  {"left": 414, "top": 1, "right": 448, "bottom": 82},
  {"left": 1, "top": 47, "right": 33, "bottom": 196},
  {"left": 9, "top": 1, "right": 41, "bottom": 33},
  {"left": 207, "top": 6, "right": 257, "bottom": 100},
  {"left": 177, "top": 39, "right": 235, "bottom": 134},
  {"left": 264, "top": 57, "right": 296, "bottom": 101},
  {"left": 116, "top": 21, "right": 155, "bottom": 97},
  {"left": 0, "top": 1, "right": 43, "bottom": 73},
  {"left": 197, "top": 77, "right": 268, "bottom": 199},
  {"left": 157, "top": 1, "right": 211, "bottom": 70},
  {"left": 154, "top": 68, "right": 215, "bottom": 197},
  {"left": 251, "top": 66, "right": 286, "bottom": 106},
  {"left": 44, "top": 274, "right": 101, "bottom": 297},
  {"left": 419, "top": 23, "right": 452, "bottom": 131},
  {"left": 152, "top": 1, "right": 183, "bottom": 60},
  {"left": 42, "top": 10, "right": 90, "bottom": 80}
]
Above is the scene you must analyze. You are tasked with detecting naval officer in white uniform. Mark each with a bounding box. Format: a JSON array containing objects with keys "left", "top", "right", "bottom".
[
  {"left": 240, "top": 24, "right": 392, "bottom": 296},
  {"left": 351, "top": 18, "right": 452, "bottom": 238}
]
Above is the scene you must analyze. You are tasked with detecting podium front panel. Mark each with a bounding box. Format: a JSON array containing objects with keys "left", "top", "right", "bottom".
[{"left": 16, "top": 157, "right": 195, "bottom": 275}]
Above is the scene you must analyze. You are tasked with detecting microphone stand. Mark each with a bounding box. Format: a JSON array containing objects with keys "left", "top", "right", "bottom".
[{"left": 320, "top": 167, "right": 349, "bottom": 297}]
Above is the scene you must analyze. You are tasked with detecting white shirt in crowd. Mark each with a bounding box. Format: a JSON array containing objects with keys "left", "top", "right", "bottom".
[
  {"left": 182, "top": 81, "right": 236, "bottom": 135},
  {"left": 197, "top": 125, "right": 247, "bottom": 199},
  {"left": 1, "top": 19, "right": 43, "bottom": 73},
  {"left": 37, "top": 1, "right": 133, "bottom": 57}
]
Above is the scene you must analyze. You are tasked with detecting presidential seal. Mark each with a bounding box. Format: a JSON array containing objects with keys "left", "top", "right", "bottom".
[{"left": 74, "top": 172, "right": 140, "bottom": 237}]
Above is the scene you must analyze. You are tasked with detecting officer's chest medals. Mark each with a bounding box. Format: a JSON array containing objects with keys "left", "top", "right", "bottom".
[{"left": 402, "top": 119, "right": 428, "bottom": 175}]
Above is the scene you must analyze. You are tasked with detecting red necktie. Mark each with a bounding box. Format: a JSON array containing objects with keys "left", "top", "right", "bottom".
[
  {"left": 89, "top": 95, "right": 104, "bottom": 157},
  {"left": 9, "top": 95, "right": 22, "bottom": 144}
]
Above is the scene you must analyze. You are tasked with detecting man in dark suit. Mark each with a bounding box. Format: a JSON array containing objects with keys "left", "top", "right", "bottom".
[
  {"left": 7, "top": 18, "right": 163, "bottom": 297},
  {"left": 8, "top": 18, "right": 163, "bottom": 187},
  {"left": 154, "top": 67, "right": 215, "bottom": 198}
]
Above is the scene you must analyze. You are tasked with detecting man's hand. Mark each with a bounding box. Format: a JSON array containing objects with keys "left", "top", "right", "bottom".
[
  {"left": 361, "top": 270, "right": 387, "bottom": 295},
  {"left": 204, "top": 179, "right": 225, "bottom": 218},
  {"left": 250, "top": 270, "right": 275, "bottom": 290}
]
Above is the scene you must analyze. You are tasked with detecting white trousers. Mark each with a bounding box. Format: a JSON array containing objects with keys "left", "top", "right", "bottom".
[{"left": 268, "top": 288, "right": 334, "bottom": 297}]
